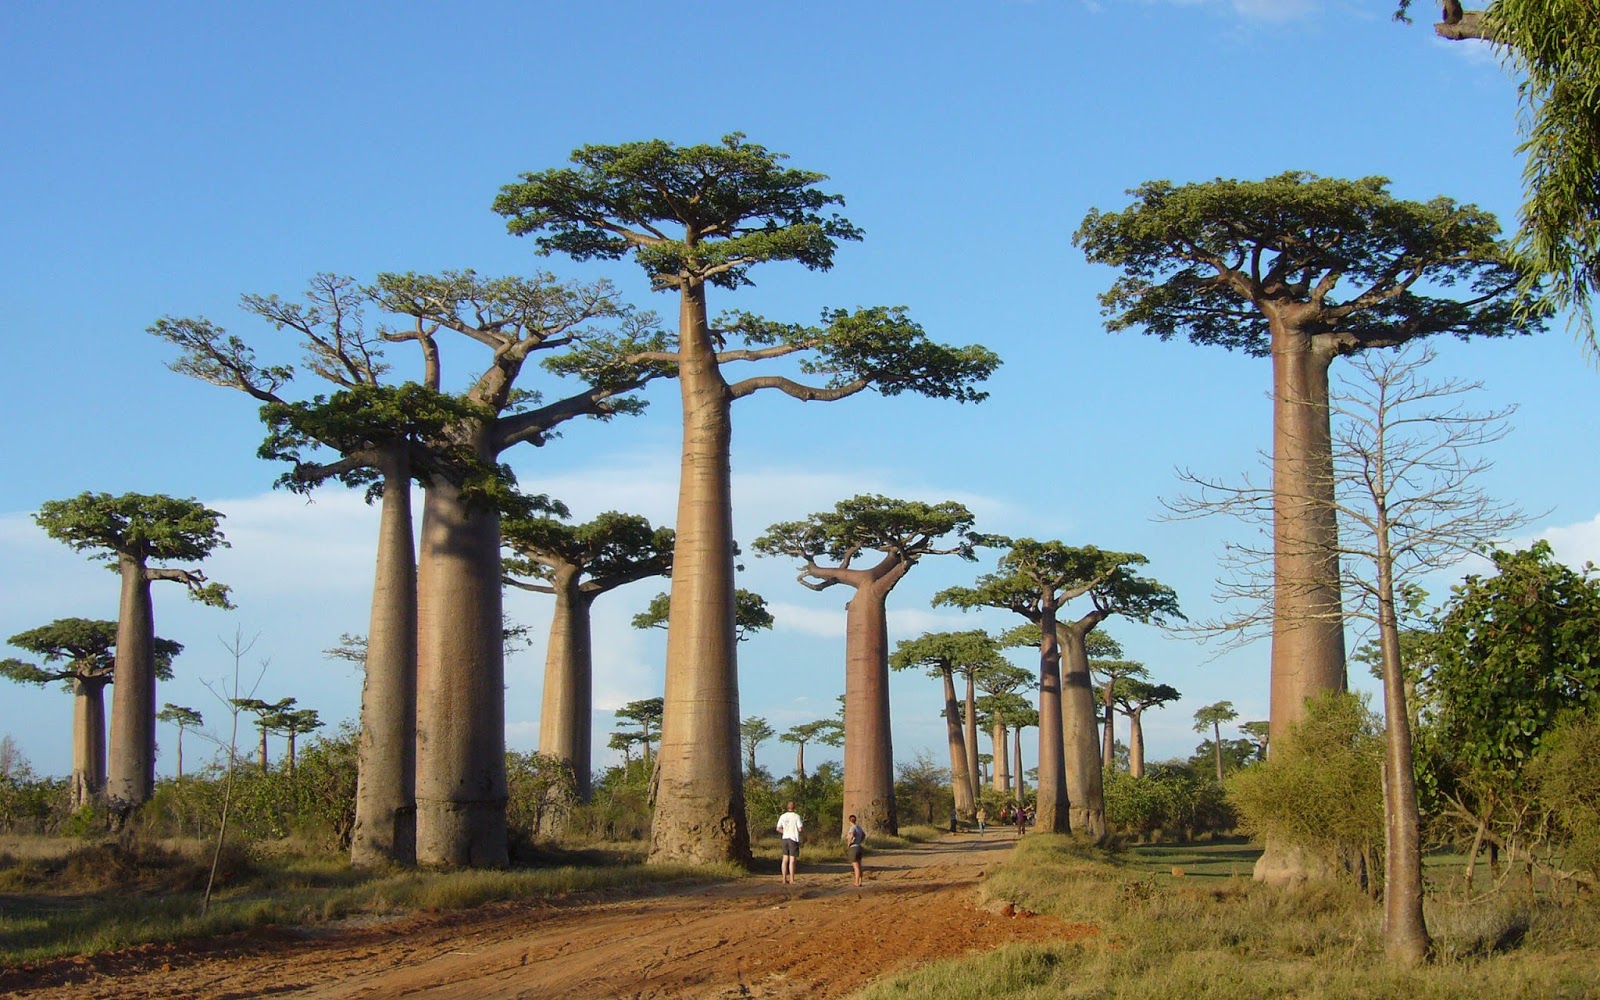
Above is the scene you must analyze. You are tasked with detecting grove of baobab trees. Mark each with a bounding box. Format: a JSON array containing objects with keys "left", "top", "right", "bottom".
[{"left": 494, "top": 135, "right": 999, "bottom": 864}]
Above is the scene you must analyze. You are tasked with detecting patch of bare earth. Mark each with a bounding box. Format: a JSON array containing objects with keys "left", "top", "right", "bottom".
[{"left": 0, "top": 834, "right": 1094, "bottom": 999}]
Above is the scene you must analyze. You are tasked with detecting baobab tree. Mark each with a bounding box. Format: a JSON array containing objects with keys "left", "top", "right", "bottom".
[
  {"left": 1076, "top": 174, "right": 1541, "bottom": 769},
  {"left": 758, "top": 496, "right": 983, "bottom": 835},
  {"left": 780, "top": 718, "right": 844, "bottom": 802},
  {"left": 1112, "top": 679, "right": 1181, "bottom": 778},
  {"left": 233, "top": 698, "right": 295, "bottom": 772},
  {"left": 2, "top": 620, "right": 181, "bottom": 809},
  {"left": 741, "top": 716, "right": 775, "bottom": 774},
  {"left": 940, "top": 542, "right": 1180, "bottom": 837},
  {"left": 158, "top": 703, "right": 204, "bottom": 781},
  {"left": 495, "top": 134, "right": 999, "bottom": 865},
  {"left": 1193, "top": 702, "right": 1239, "bottom": 784},
  {"left": 269, "top": 705, "right": 323, "bottom": 777},
  {"left": 503, "top": 511, "right": 674, "bottom": 800},
  {"left": 34, "top": 493, "right": 230, "bottom": 819},
  {"left": 614, "top": 698, "right": 665, "bottom": 770},
  {"left": 632, "top": 588, "right": 775, "bottom": 642},
  {"left": 890, "top": 630, "right": 1003, "bottom": 823},
  {"left": 158, "top": 269, "right": 665, "bottom": 867}
]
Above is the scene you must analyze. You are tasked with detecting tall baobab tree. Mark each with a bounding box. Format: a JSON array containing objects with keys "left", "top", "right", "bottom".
[
  {"left": 1076, "top": 173, "right": 1540, "bottom": 753},
  {"left": 741, "top": 716, "right": 775, "bottom": 774},
  {"left": 157, "top": 703, "right": 204, "bottom": 781},
  {"left": 1090, "top": 651, "right": 1144, "bottom": 769},
  {"left": 890, "top": 630, "right": 1003, "bottom": 823},
  {"left": 158, "top": 270, "right": 664, "bottom": 867},
  {"left": 1193, "top": 701, "right": 1239, "bottom": 784},
  {"left": 780, "top": 718, "right": 844, "bottom": 802},
  {"left": 495, "top": 134, "right": 999, "bottom": 865},
  {"left": 503, "top": 511, "right": 674, "bottom": 800},
  {"left": 34, "top": 493, "right": 230, "bottom": 820},
  {"left": 2, "top": 619, "right": 181, "bottom": 809},
  {"left": 758, "top": 496, "right": 983, "bottom": 835}
]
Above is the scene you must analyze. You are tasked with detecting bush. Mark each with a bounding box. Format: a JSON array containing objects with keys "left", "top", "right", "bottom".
[
  {"left": 1527, "top": 710, "right": 1600, "bottom": 881},
  {"left": 1105, "top": 764, "right": 1235, "bottom": 842}
]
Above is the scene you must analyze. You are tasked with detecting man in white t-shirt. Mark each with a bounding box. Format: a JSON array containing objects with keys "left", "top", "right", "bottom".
[{"left": 775, "top": 801, "right": 803, "bottom": 884}]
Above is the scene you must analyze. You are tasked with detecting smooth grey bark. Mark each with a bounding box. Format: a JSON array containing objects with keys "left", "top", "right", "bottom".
[
  {"left": 1128, "top": 708, "right": 1147, "bottom": 779},
  {"left": 538, "top": 567, "right": 596, "bottom": 801},
  {"left": 106, "top": 556, "right": 157, "bottom": 816},
  {"left": 351, "top": 457, "right": 418, "bottom": 868},
  {"left": 1035, "top": 603, "right": 1069, "bottom": 834},
  {"left": 1057, "top": 619, "right": 1107, "bottom": 838},
  {"left": 841, "top": 571, "right": 904, "bottom": 836},
  {"left": 651, "top": 283, "right": 749, "bottom": 866},
  {"left": 962, "top": 672, "right": 980, "bottom": 806},
  {"left": 71, "top": 677, "right": 109, "bottom": 810},
  {"left": 416, "top": 474, "right": 508, "bottom": 867},
  {"left": 941, "top": 666, "right": 975, "bottom": 821},
  {"left": 991, "top": 719, "right": 1009, "bottom": 793}
]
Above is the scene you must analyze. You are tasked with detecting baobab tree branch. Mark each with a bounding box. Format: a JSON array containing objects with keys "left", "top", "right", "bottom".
[
  {"left": 501, "top": 577, "right": 555, "bottom": 594},
  {"left": 727, "top": 375, "right": 868, "bottom": 401},
  {"left": 715, "top": 343, "right": 808, "bottom": 364}
]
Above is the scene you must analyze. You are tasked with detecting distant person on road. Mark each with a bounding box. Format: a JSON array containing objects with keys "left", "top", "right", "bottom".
[
  {"left": 776, "top": 801, "right": 803, "bottom": 884},
  {"left": 949, "top": 807, "right": 958, "bottom": 834},
  {"left": 1015, "top": 803, "right": 1026, "bottom": 837},
  {"left": 844, "top": 813, "right": 866, "bottom": 887},
  {"left": 976, "top": 806, "right": 987, "bottom": 834}
]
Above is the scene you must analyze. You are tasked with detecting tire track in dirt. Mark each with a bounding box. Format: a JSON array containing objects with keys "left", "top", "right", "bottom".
[{"left": 2, "top": 834, "right": 1094, "bottom": 999}]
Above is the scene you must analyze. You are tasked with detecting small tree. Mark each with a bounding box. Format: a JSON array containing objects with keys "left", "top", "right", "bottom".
[
  {"left": 34, "top": 493, "right": 230, "bottom": 818},
  {"left": 268, "top": 706, "right": 323, "bottom": 777},
  {"left": 779, "top": 718, "right": 844, "bottom": 802},
  {"left": 740, "top": 716, "right": 775, "bottom": 774},
  {"left": 157, "top": 704, "right": 204, "bottom": 781},
  {"left": 1112, "top": 679, "right": 1181, "bottom": 778},
  {"left": 232, "top": 697, "right": 295, "bottom": 772},
  {"left": 890, "top": 630, "right": 1003, "bottom": 822},
  {"left": 614, "top": 698, "right": 666, "bottom": 769},
  {"left": 976, "top": 663, "right": 1034, "bottom": 793},
  {"left": 632, "top": 587, "right": 774, "bottom": 642},
  {"left": 1193, "top": 702, "right": 1239, "bottom": 783}
]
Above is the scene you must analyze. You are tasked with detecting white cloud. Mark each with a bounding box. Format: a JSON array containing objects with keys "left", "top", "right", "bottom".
[{"left": 1538, "top": 513, "right": 1600, "bottom": 568}]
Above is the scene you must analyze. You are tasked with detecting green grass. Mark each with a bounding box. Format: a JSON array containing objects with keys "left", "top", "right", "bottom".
[
  {"left": 0, "top": 838, "right": 734, "bottom": 965},
  {"left": 851, "top": 835, "right": 1600, "bottom": 1000}
]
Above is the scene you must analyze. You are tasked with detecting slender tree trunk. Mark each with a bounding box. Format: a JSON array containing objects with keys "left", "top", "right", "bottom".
[
  {"left": 258, "top": 725, "right": 269, "bottom": 772},
  {"left": 842, "top": 574, "right": 900, "bottom": 836},
  {"left": 106, "top": 557, "right": 156, "bottom": 816},
  {"left": 941, "top": 667, "right": 976, "bottom": 821},
  {"left": 1035, "top": 603, "right": 1069, "bottom": 834},
  {"left": 1258, "top": 321, "right": 1347, "bottom": 884},
  {"left": 1013, "top": 725, "right": 1025, "bottom": 803},
  {"left": 1058, "top": 621, "right": 1106, "bottom": 838},
  {"left": 1129, "top": 708, "right": 1146, "bottom": 779},
  {"left": 963, "top": 672, "right": 980, "bottom": 805},
  {"left": 538, "top": 567, "right": 595, "bottom": 801},
  {"left": 1212, "top": 722, "right": 1224, "bottom": 783},
  {"left": 992, "top": 720, "right": 1010, "bottom": 792},
  {"left": 175, "top": 725, "right": 185, "bottom": 781},
  {"left": 651, "top": 281, "right": 749, "bottom": 866},
  {"left": 352, "top": 459, "right": 418, "bottom": 867},
  {"left": 71, "top": 677, "right": 108, "bottom": 810},
  {"left": 416, "top": 471, "right": 509, "bottom": 867},
  {"left": 1101, "top": 684, "right": 1116, "bottom": 770},
  {"left": 1377, "top": 516, "right": 1431, "bottom": 965},
  {"left": 287, "top": 732, "right": 299, "bottom": 776}
]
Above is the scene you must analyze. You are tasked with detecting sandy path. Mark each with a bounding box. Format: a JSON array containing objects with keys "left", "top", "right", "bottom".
[{"left": 1, "top": 833, "right": 1092, "bottom": 999}]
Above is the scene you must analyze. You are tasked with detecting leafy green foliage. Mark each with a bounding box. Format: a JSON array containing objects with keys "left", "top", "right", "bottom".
[
  {"left": 740, "top": 716, "right": 775, "bottom": 772},
  {"left": 494, "top": 133, "right": 863, "bottom": 290},
  {"left": 1228, "top": 692, "right": 1384, "bottom": 881},
  {"left": 630, "top": 588, "right": 774, "bottom": 640},
  {"left": 34, "top": 493, "right": 230, "bottom": 607},
  {"left": 502, "top": 511, "right": 673, "bottom": 595},
  {"left": 756, "top": 494, "right": 984, "bottom": 573},
  {"left": 505, "top": 750, "right": 577, "bottom": 846},
  {"left": 890, "top": 630, "right": 1006, "bottom": 679},
  {"left": 1104, "top": 764, "right": 1235, "bottom": 841},
  {"left": 1526, "top": 711, "right": 1600, "bottom": 880},
  {"left": 1075, "top": 171, "right": 1544, "bottom": 355},
  {"left": 938, "top": 540, "right": 1182, "bottom": 628},
  {"left": 1426, "top": 541, "right": 1600, "bottom": 778},
  {"left": 4, "top": 619, "right": 182, "bottom": 689}
]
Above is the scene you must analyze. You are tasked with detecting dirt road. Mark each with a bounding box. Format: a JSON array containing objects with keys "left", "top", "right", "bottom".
[{"left": 2, "top": 833, "right": 1091, "bottom": 999}]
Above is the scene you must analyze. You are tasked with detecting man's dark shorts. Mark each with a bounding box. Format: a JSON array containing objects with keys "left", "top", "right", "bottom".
[{"left": 782, "top": 838, "right": 800, "bottom": 858}]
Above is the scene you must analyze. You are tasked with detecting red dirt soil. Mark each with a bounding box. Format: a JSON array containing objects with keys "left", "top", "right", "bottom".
[{"left": 0, "top": 833, "right": 1093, "bottom": 999}]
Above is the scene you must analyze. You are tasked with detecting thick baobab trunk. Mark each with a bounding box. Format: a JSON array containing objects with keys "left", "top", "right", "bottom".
[
  {"left": 352, "top": 462, "right": 418, "bottom": 868},
  {"left": 70, "top": 678, "right": 108, "bottom": 810},
  {"left": 1058, "top": 624, "right": 1106, "bottom": 838},
  {"left": 842, "top": 575, "right": 900, "bottom": 836},
  {"left": 1377, "top": 529, "right": 1431, "bottom": 965},
  {"left": 416, "top": 474, "right": 509, "bottom": 867},
  {"left": 963, "top": 673, "right": 980, "bottom": 805},
  {"left": 538, "top": 568, "right": 595, "bottom": 801},
  {"left": 941, "top": 667, "right": 975, "bottom": 821},
  {"left": 992, "top": 720, "right": 1010, "bottom": 793},
  {"left": 1259, "top": 321, "right": 1347, "bottom": 883},
  {"left": 650, "top": 283, "right": 749, "bottom": 866},
  {"left": 1035, "top": 607, "right": 1069, "bottom": 834},
  {"left": 106, "top": 557, "right": 156, "bottom": 817},
  {"left": 1129, "top": 708, "right": 1147, "bottom": 779}
]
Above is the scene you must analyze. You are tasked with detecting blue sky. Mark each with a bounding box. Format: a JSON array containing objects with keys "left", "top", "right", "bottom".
[{"left": 3, "top": 1, "right": 1596, "bottom": 783}]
